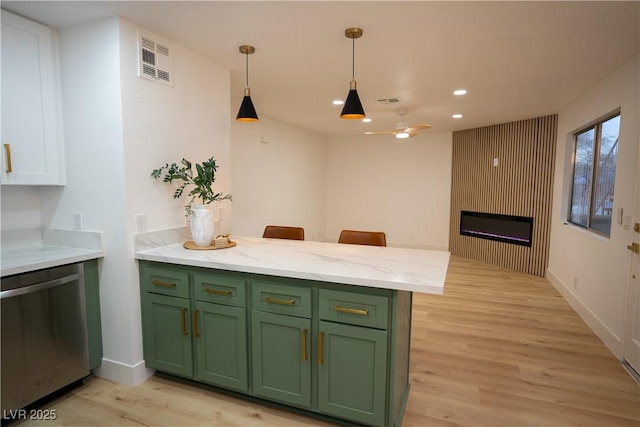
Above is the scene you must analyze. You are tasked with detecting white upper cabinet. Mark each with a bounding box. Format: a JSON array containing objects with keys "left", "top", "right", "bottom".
[{"left": 1, "top": 10, "right": 65, "bottom": 185}]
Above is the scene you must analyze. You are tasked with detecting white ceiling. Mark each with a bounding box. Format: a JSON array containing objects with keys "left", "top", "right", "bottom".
[{"left": 4, "top": 1, "right": 639, "bottom": 137}]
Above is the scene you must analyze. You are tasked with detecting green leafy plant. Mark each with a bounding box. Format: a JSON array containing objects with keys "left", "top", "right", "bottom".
[{"left": 151, "top": 157, "right": 232, "bottom": 215}]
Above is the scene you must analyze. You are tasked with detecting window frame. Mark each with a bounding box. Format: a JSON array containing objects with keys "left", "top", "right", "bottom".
[{"left": 568, "top": 110, "right": 620, "bottom": 237}]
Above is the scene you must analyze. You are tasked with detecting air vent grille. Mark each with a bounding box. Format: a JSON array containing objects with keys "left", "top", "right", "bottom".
[
  {"left": 138, "top": 32, "right": 173, "bottom": 86},
  {"left": 377, "top": 98, "right": 402, "bottom": 104}
]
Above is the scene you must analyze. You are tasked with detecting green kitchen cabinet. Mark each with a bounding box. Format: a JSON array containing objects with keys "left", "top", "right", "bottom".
[
  {"left": 139, "top": 260, "right": 412, "bottom": 426},
  {"left": 143, "top": 292, "right": 193, "bottom": 377},
  {"left": 194, "top": 300, "right": 248, "bottom": 391},
  {"left": 251, "top": 310, "right": 311, "bottom": 408},
  {"left": 318, "top": 320, "right": 388, "bottom": 425},
  {"left": 83, "top": 259, "right": 103, "bottom": 370}
]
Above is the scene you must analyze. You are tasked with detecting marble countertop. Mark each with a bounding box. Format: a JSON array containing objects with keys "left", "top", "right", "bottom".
[
  {"left": 1, "top": 229, "right": 104, "bottom": 277},
  {"left": 1, "top": 245, "right": 104, "bottom": 277},
  {"left": 135, "top": 236, "right": 450, "bottom": 294}
]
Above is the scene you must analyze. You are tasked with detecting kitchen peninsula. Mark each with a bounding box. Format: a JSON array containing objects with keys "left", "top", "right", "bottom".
[{"left": 135, "top": 236, "right": 449, "bottom": 427}]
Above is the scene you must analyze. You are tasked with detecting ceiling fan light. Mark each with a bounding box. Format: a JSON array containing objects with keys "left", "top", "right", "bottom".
[
  {"left": 395, "top": 132, "right": 410, "bottom": 139},
  {"left": 341, "top": 80, "right": 365, "bottom": 119},
  {"left": 236, "top": 88, "right": 258, "bottom": 122}
]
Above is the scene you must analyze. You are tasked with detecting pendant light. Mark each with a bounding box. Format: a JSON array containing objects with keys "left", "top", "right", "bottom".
[
  {"left": 236, "top": 45, "right": 258, "bottom": 122},
  {"left": 340, "top": 27, "right": 365, "bottom": 119}
]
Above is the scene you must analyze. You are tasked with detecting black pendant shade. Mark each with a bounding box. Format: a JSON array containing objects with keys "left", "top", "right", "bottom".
[
  {"left": 236, "top": 88, "right": 258, "bottom": 122},
  {"left": 236, "top": 45, "right": 259, "bottom": 122},
  {"left": 340, "top": 80, "right": 365, "bottom": 119}
]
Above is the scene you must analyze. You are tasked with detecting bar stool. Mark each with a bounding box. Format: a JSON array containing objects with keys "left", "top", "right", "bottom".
[
  {"left": 262, "top": 225, "right": 305, "bottom": 241},
  {"left": 338, "top": 229, "right": 387, "bottom": 247}
]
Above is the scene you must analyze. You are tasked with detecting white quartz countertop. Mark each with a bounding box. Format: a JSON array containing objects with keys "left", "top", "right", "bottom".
[
  {"left": 135, "top": 236, "right": 449, "bottom": 294},
  {"left": 1, "top": 245, "right": 104, "bottom": 277}
]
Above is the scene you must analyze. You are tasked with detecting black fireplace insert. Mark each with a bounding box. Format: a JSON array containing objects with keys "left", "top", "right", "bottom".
[{"left": 460, "top": 211, "right": 533, "bottom": 247}]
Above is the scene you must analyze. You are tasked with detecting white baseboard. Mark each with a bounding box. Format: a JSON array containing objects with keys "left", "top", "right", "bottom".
[
  {"left": 546, "top": 268, "right": 622, "bottom": 359},
  {"left": 94, "top": 358, "right": 154, "bottom": 386}
]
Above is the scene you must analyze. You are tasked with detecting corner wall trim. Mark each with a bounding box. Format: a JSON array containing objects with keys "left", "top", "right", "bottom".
[
  {"left": 94, "top": 358, "right": 154, "bottom": 387},
  {"left": 546, "top": 268, "right": 622, "bottom": 359}
]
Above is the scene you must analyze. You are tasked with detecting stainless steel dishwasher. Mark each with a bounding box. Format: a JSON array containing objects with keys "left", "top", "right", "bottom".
[{"left": 1, "top": 263, "right": 90, "bottom": 413}]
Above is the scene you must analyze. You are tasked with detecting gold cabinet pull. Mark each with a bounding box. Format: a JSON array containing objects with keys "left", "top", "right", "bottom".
[
  {"left": 318, "top": 332, "right": 324, "bottom": 365},
  {"left": 335, "top": 305, "right": 369, "bottom": 316},
  {"left": 265, "top": 296, "right": 295, "bottom": 306},
  {"left": 152, "top": 280, "right": 177, "bottom": 288},
  {"left": 4, "top": 144, "right": 12, "bottom": 173},
  {"left": 204, "top": 287, "right": 232, "bottom": 296},
  {"left": 193, "top": 310, "right": 200, "bottom": 337},
  {"left": 302, "top": 329, "right": 308, "bottom": 361},
  {"left": 627, "top": 242, "right": 640, "bottom": 254},
  {"left": 181, "top": 308, "right": 188, "bottom": 336}
]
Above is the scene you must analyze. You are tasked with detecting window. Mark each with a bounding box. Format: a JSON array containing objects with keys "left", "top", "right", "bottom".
[{"left": 569, "top": 113, "right": 620, "bottom": 236}]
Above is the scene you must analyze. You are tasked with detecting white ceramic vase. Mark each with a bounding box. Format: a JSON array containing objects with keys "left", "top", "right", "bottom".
[{"left": 190, "top": 205, "right": 215, "bottom": 247}]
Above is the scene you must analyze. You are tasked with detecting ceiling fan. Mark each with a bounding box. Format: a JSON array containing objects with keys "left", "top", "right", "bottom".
[{"left": 365, "top": 109, "right": 431, "bottom": 139}]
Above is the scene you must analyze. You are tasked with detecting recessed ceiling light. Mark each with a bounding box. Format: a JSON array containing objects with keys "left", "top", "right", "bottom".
[
  {"left": 332, "top": 99, "right": 344, "bottom": 105},
  {"left": 452, "top": 114, "right": 463, "bottom": 119},
  {"left": 362, "top": 118, "right": 372, "bottom": 123},
  {"left": 453, "top": 89, "right": 467, "bottom": 96}
]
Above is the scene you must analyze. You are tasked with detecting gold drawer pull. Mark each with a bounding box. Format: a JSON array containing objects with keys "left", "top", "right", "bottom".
[
  {"left": 193, "top": 310, "right": 200, "bottom": 337},
  {"left": 204, "top": 287, "right": 232, "bottom": 296},
  {"left": 151, "top": 280, "right": 177, "bottom": 288},
  {"left": 181, "top": 308, "right": 188, "bottom": 336},
  {"left": 4, "top": 144, "right": 12, "bottom": 173},
  {"left": 302, "top": 329, "right": 308, "bottom": 361},
  {"left": 335, "top": 305, "right": 369, "bottom": 316},
  {"left": 318, "top": 332, "right": 324, "bottom": 365},
  {"left": 265, "top": 296, "right": 295, "bottom": 306}
]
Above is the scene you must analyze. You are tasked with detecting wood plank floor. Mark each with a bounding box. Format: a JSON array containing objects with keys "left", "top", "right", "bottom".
[{"left": 15, "top": 255, "right": 640, "bottom": 427}]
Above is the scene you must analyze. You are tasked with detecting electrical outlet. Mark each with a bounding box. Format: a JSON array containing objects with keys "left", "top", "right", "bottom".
[
  {"left": 72, "top": 213, "right": 82, "bottom": 231},
  {"left": 135, "top": 214, "right": 147, "bottom": 233}
]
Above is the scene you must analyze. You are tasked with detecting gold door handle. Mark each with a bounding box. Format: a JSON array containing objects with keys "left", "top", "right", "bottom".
[
  {"left": 193, "top": 310, "right": 200, "bottom": 337},
  {"left": 152, "top": 280, "right": 177, "bottom": 288},
  {"left": 318, "top": 332, "right": 324, "bottom": 365},
  {"left": 4, "top": 144, "right": 12, "bottom": 173},
  {"left": 627, "top": 243, "right": 639, "bottom": 254},
  {"left": 634, "top": 223, "right": 640, "bottom": 233},
  {"left": 181, "top": 308, "right": 188, "bottom": 336},
  {"left": 265, "top": 296, "right": 295, "bottom": 306},
  {"left": 335, "top": 305, "right": 369, "bottom": 316},
  {"left": 204, "top": 288, "right": 232, "bottom": 296},
  {"left": 302, "top": 329, "right": 308, "bottom": 361}
]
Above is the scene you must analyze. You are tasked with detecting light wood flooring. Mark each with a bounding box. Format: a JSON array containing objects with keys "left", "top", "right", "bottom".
[{"left": 15, "top": 255, "right": 640, "bottom": 426}]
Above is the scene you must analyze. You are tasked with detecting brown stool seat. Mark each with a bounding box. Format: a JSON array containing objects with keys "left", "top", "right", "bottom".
[
  {"left": 338, "top": 229, "right": 386, "bottom": 247},
  {"left": 262, "top": 225, "right": 305, "bottom": 241}
]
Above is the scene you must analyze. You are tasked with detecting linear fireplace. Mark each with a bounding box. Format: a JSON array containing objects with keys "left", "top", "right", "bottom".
[{"left": 460, "top": 211, "right": 533, "bottom": 247}]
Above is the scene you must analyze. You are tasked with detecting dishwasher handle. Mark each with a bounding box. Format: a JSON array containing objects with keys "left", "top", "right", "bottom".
[{"left": 0, "top": 272, "right": 83, "bottom": 299}]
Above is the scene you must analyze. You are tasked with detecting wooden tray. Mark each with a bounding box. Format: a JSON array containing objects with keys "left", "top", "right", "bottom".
[{"left": 183, "top": 240, "right": 236, "bottom": 250}]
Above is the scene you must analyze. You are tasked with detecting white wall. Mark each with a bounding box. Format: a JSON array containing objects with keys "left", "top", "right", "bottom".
[
  {"left": 548, "top": 54, "right": 639, "bottom": 357},
  {"left": 35, "top": 17, "right": 232, "bottom": 385},
  {"left": 325, "top": 132, "right": 453, "bottom": 249},
  {"left": 231, "top": 116, "right": 327, "bottom": 240}
]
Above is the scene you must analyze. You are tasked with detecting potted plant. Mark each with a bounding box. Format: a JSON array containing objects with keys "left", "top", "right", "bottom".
[{"left": 152, "top": 157, "right": 232, "bottom": 246}]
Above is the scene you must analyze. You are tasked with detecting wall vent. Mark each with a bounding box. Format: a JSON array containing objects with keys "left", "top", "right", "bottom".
[
  {"left": 138, "top": 32, "right": 173, "bottom": 86},
  {"left": 377, "top": 97, "right": 402, "bottom": 104}
]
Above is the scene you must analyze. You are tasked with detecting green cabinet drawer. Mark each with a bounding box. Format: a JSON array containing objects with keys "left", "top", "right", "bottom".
[
  {"left": 194, "top": 272, "right": 246, "bottom": 307},
  {"left": 141, "top": 263, "right": 190, "bottom": 298},
  {"left": 319, "top": 289, "right": 389, "bottom": 330},
  {"left": 251, "top": 280, "right": 311, "bottom": 318}
]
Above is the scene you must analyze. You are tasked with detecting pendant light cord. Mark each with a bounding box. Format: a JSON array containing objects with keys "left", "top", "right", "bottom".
[
  {"left": 245, "top": 53, "right": 249, "bottom": 87},
  {"left": 351, "top": 37, "right": 355, "bottom": 80}
]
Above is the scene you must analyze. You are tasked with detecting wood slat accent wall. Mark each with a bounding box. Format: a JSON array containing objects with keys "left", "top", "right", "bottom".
[{"left": 449, "top": 115, "right": 557, "bottom": 277}]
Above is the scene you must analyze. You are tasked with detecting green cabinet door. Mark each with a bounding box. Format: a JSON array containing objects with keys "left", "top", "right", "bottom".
[
  {"left": 83, "top": 259, "right": 102, "bottom": 370},
  {"left": 318, "top": 320, "right": 388, "bottom": 426},
  {"left": 251, "top": 311, "right": 311, "bottom": 408},
  {"left": 194, "top": 301, "right": 248, "bottom": 392},
  {"left": 142, "top": 293, "right": 193, "bottom": 378}
]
